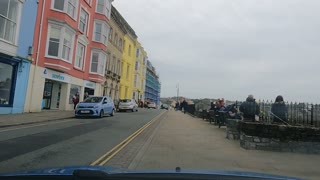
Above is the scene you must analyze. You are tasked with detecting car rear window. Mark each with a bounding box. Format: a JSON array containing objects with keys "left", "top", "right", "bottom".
[{"left": 120, "top": 99, "right": 131, "bottom": 103}]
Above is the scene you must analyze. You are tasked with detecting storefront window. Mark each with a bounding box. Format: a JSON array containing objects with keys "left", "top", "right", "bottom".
[
  {"left": 69, "top": 84, "right": 81, "bottom": 104},
  {"left": 0, "top": 62, "right": 14, "bottom": 105}
]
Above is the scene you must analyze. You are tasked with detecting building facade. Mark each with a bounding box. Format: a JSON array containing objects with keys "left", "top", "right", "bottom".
[
  {"left": 24, "top": 0, "right": 113, "bottom": 112},
  {"left": 0, "top": 0, "right": 38, "bottom": 114},
  {"left": 119, "top": 15, "right": 137, "bottom": 100},
  {"left": 145, "top": 60, "right": 161, "bottom": 106},
  {"left": 132, "top": 41, "right": 146, "bottom": 103},
  {"left": 105, "top": 6, "right": 126, "bottom": 102}
]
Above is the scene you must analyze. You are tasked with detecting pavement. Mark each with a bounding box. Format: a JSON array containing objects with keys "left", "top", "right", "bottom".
[
  {"left": 0, "top": 110, "right": 75, "bottom": 128},
  {"left": 0, "top": 108, "right": 165, "bottom": 173},
  {"left": 107, "top": 110, "right": 320, "bottom": 180}
]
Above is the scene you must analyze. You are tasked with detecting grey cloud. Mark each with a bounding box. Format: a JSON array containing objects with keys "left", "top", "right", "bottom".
[{"left": 114, "top": 0, "right": 320, "bottom": 103}]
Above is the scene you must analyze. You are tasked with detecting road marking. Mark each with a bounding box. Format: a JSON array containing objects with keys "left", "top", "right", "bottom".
[
  {"left": 0, "top": 119, "right": 76, "bottom": 133},
  {"left": 90, "top": 111, "right": 166, "bottom": 166}
]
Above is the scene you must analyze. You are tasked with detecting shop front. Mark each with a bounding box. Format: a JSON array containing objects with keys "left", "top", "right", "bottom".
[
  {"left": 0, "top": 53, "right": 31, "bottom": 114},
  {"left": 42, "top": 68, "right": 70, "bottom": 110},
  {"left": 84, "top": 80, "right": 96, "bottom": 96}
]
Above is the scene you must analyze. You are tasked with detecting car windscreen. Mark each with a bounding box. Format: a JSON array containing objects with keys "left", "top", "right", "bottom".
[
  {"left": 83, "top": 97, "right": 103, "bottom": 103},
  {"left": 120, "top": 99, "right": 131, "bottom": 103}
]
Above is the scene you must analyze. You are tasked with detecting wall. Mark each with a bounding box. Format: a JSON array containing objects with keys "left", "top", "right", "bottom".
[
  {"left": 17, "top": 0, "right": 37, "bottom": 58},
  {"left": 239, "top": 122, "right": 320, "bottom": 154}
]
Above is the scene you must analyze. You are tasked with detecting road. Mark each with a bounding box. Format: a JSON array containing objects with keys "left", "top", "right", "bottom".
[{"left": 0, "top": 109, "right": 165, "bottom": 174}]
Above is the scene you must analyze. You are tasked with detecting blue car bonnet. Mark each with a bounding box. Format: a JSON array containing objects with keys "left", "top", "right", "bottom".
[{"left": 0, "top": 166, "right": 302, "bottom": 179}]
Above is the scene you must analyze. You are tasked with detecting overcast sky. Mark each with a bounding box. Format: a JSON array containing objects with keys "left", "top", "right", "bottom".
[{"left": 113, "top": 0, "right": 320, "bottom": 103}]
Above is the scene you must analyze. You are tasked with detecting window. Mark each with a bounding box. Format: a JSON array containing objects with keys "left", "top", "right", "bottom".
[
  {"left": 96, "top": 0, "right": 111, "bottom": 18},
  {"left": 123, "top": 40, "right": 126, "bottom": 51},
  {"left": 67, "top": 0, "right": 76, "bottom": 18},
  {"left": 79, "top": 9, "right": 88, "bottom": 34},
  {"left": 48, "top": 26, "right": 61, "bottom": 57},
  {"left": 47, "top": 24, "right": 75, "bottom": 62},
  {"left": 0, "top": 0, "right": 19, "bottom": 43},
  {"left": 119, "top": 38, "right": 123, "bottom": 49},
  {"left": 109, "top": 27, "right": 113, "bottom": 40},
  {"left": 53, "top": 0, "right": 64, "bottom": 10},
  {"left": 126, "top": 65, "right": 130, "bottom": 80},
  {"left": 90, "top": 50, "right": 106, "bottom": 75},
  {"left": 136, "top": 48, "right": 140, "bottom": 58},
  {"left": 52, "top": 0, "right": 78, "bottom": 19},
  {"left": 114, "top": 33, "right": 118, "bottom": 46},
  {"left": 135, "top": 61, "right": 139, "bottom": 71},
  {"left": 62, "top": 29, "right": 73, "bottom": 61},
  {"left": 69, "top": 85, "right": 81, "bottom": 104},
  {"left": 106, "top": 53, "right": 111, "bottom": 71},
  {"left": 93, "top": 21, "right": 109, "bottom": 45},
  {"left": 0, "top": 62, "right": 16, "bottom": 106},
  {"left": 111, "top": 56, "right": 116, "bottom": 73},
  {"left": 128, "top": 45, "right": 131, "bottom": 56},
  {"left": 117, "top": 60, "right": 121, "bottom": 75},
  {"left": 134, "top": 74, "right": 139, "bottom": 88},
  {"left": 75, "top": 43, "right": 85, "bottom": 69}
]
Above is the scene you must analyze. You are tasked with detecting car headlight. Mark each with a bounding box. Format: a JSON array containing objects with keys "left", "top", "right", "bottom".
[
  {"left": 94, "top": 104, "right": 100, "bottom": 108},
  {"left": 76, "top": 104, "right": 80, "bottom": 109}
]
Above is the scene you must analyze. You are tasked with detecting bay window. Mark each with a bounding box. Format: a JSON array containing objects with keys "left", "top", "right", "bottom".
[
  {"left": 46, "top": 23, "right": 75, "bottom": 62},
  {"left": 96, "top": 0, "right": 112, "bottom": 19},
  {"left": 90, "top": 50, "right": 106, "bottom": 75},
  {"left": 0, "top": 0, "right": 19, "bottom": 43},
  {"left": 93, "top": 21, "right": 109, "bottom": 45},
  {"left": 75, "top": 42, "right": 85, "bottom": 69},
  {"left": 52, "top": 0, "right": 78, "bottom": 19}
]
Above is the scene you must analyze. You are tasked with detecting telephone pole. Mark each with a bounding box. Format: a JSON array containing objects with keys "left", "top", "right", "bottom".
[{"left": 176, "top": 83, "right": 179, "bottom": 102}]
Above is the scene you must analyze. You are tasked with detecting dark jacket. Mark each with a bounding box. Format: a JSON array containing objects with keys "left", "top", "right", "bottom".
[
  {"left": 239, "top": 97, "right": 260, "bottom": 121},
  {"left": 271, "top": 101, "right": 288, "bottom": 123}
]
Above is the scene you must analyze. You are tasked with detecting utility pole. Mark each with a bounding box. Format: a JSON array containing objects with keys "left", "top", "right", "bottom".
[{"left": 176, "top": 83, "right": 179, "bottom": 102}]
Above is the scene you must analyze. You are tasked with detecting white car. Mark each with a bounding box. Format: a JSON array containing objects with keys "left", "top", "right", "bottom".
[
  {"left": 118, "top": 99, "right": 138, "bottom": 112},
  {"left": 147, "top": 102, "right": 157, "bottom": 109}
]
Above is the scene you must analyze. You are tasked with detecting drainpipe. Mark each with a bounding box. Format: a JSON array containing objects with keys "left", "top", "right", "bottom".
[{"left": 28, "top": 0, "right": 45, "bottom": 112}]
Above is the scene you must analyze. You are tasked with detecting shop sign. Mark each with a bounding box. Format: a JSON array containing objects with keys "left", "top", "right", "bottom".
[
  {"left": 84, "top": 80, "right": 96, "bottom": 89},
  {"left": 43, "top": 68, "right": 70, "bottom": 83}
]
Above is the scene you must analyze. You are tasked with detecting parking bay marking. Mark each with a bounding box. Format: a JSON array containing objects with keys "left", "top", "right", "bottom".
[{"left": 90, "top": 111, "right": 166, "bottom": 166}]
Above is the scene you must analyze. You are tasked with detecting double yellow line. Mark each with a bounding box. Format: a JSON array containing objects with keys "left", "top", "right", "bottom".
[{"left": 90, "top": 111, "right": 166, "bottom": 166}]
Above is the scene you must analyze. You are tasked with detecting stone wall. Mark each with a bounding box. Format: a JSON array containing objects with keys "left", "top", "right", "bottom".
[
  {"left": 226, "top": 119, "right": 241, "bottom": 140},
  {"left": 239, "top": 122, "right": 320, "bottom": 154}
]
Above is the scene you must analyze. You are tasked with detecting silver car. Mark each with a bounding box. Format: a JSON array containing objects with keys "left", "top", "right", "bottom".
[{"left": 118, "top": 99, "right": 138, "bottom": 112}]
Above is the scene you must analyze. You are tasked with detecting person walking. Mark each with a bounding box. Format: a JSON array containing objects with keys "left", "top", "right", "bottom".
[
  {"left": 72, "top": 92, "right": 80, "bottom": 110},
  {"left": 240, "top": 95, "right": 260, "bottom": 122},
  {"left": 271, "top": 95, "right": 288, "bottom": 124},
  {"left": 84, "top": 92, "right": 89, "bottom": 100},
  {"left": 182, "top": 99, "right": 187, "bottom": 114}
]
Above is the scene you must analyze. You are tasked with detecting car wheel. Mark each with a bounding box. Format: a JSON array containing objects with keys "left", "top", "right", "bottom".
[
  {"left": 110, "top": 109, "right": 115, "bottom": 116},
  {"left": 99, "top": 110, "right": 104, "bottom": 118}
]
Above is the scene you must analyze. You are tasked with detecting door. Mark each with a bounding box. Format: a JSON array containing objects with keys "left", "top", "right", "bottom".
[
  {"left": 107, "top": 97, "right": 113, "bottom": 113},
  {"left": 43, "top": 80, "right": 53, "bottom": 109},
  {"left": 102, "top": 97, "right": 108, "bottom": 114}
]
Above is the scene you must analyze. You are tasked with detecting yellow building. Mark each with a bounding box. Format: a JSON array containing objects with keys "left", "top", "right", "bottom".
[
  {"left": 132, "top": 41, "right": 147, "bottom": 102},
  {"left": 118, "top": 17, "right": 137, "bottom": 99}
]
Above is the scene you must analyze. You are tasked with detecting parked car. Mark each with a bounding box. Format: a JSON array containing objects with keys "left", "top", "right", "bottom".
[
  {"left": 147, "top": 102, "right": 157, "bottom": 109},
  {"left": 75, "top": 96, "right": 115, "bottom": 118},
  {"left": 161, "top": 104, "right": 169, "bottom": 110},
  {"left": 118, "top": 99, "right": 138, "bottom": 112}
]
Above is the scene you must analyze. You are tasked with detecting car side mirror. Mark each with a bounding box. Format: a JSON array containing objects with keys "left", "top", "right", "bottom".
[{"left": 103, "top": 100, "right": 108, "bottom": 104}]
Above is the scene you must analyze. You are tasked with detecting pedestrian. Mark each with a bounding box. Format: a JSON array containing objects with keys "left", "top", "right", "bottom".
[
  {"left": 182, "top": 99, "right": 187, "bottom": 114},
  {"left": 271, "top": 95, "right": 288, "bottom": 124},
  {"left": 72, "top": 92, "right": 80, "bottom": 110},
  {"left": 239, "top": 95, "right": 260, "bottom": 122},
  {"left": 84, "top": 92, "right": 89, "bottom": 100}
]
